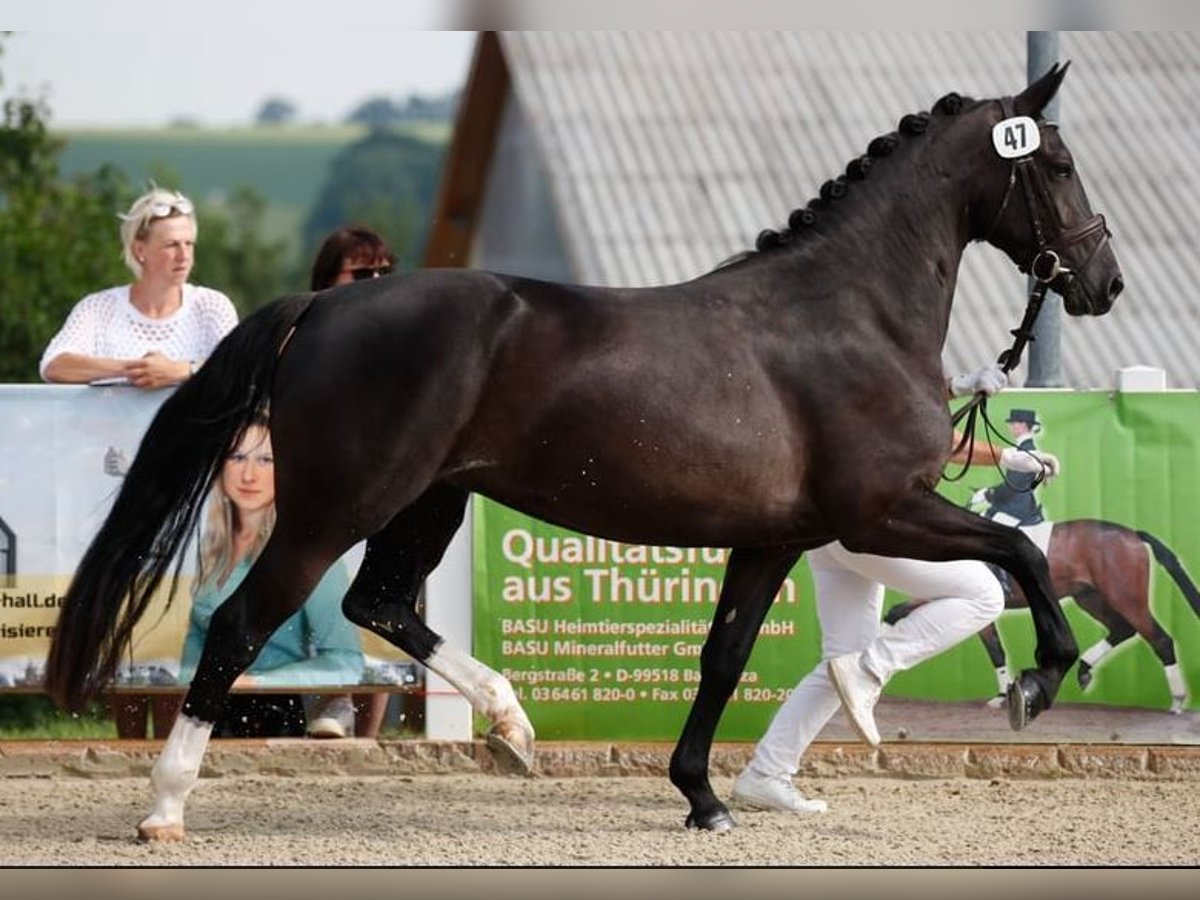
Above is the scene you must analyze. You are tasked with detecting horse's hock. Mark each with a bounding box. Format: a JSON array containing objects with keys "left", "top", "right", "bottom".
[{"left": 3, "top": 738, "right": 1200, "bottom": 782}]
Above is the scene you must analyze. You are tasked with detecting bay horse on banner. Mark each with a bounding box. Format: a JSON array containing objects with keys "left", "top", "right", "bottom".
[
  {"left": 888, "top": 520, "right": 1200, "bottom": 711},
  {"left": 46, "top": 63, "right": 1122, "bottom": 836}
]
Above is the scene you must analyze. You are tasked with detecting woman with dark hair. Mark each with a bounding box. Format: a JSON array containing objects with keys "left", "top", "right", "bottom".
[
  {"left": 308, "top": 226, "right": 394, "bottom": 292},
  {"left": 305, "top": 226, "right": 399, "bottom": 740}
]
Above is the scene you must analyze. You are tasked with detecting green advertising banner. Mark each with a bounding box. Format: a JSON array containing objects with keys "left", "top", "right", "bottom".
[{"left": 473, "top": 390, "right": 1200, "bottom": 740}]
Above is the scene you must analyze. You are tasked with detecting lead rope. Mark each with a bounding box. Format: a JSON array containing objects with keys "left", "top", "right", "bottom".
[{"left": 942, "top": 278, "right": 1049, "bottom": 490}]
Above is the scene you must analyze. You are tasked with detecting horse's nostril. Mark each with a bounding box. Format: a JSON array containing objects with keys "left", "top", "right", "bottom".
[{"left": 1110, "top": 275, "right": 1124, "bottom": 298}]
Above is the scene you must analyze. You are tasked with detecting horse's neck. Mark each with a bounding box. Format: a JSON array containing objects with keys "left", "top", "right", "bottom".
[
  {"left": 696, "top": 110, "right": 1004, "bottom": 364},
  {"left": 741, "top": 168, "right": 973, "bottom": 350}
]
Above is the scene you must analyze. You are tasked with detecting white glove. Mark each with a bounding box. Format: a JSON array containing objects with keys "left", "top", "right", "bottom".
[
  {"left": 949, "top": 364, "right": 1008, "bottom": 398},
  {"left": 103, "top": 446, "right": 130, "bottom": 478},
  {"left": 999, "top": 447, "right": 1060, "bottom": 479},
  {"left": 968, "top": 487, "right": 989, "bottom": 508}
]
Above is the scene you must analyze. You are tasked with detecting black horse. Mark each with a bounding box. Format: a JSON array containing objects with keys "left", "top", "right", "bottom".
[{"left": 45, "top": 64, "right": 1122, "bottom": 837}]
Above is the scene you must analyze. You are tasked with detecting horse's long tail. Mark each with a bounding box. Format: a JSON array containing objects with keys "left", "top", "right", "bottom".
[
  {"left": 1137, "top": 530, "right": 1200, "bottom": 619},
  {"left": 44, "top": 294, "right": 315, "bottom": 712}
]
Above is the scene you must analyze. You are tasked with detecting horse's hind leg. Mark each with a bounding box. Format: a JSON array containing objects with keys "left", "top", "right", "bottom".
[
  {"left": 1073, "top": 588, "right": 1131, "bottom": 691},
  {"left": 138, "top": 530, "right": 345, "bottom": 842},
  {"left": 669, "top": 545, "right": 801, "bottom": 832},
  {"left": 1078, "top": 589, "right": 1188, "bottom": 712},
  {"left": 978, "top": 623, "right": 1013, "bottom": 708},
  {"left": 136, "top": 715, "right": 211, "bottom": 842},
  {"left": 341, "top": 482, "right": 535, "bottom": 774},
  {"left": 1160, "top": 641, "right": 1189, "bottom": 713}
]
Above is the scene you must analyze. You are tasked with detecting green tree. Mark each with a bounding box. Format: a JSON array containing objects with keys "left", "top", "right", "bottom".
[
  {"left": 255, "top": 97, "right": 299, "bottom": 127},
  {"left": 301, "top": 129, "right": 446, "bottom": 272},
  {"left": 0, "top": 89, "right": 133, "bottom": 382},
  {"left": 345, "top": 96, "right": 404, "bottom": 128},
  {"left": 397, "top": 90, "right": 459, "bottom": 122},
  {"left": 191, "top": 186, "right": 290, "bottom": 314}
]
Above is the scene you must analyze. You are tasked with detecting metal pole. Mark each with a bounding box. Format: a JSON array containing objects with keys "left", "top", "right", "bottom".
[{"left": 1026, "top": 31, "right": 1063, "bottom": 387}]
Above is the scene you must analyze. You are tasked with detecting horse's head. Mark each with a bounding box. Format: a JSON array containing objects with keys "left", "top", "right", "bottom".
[{"left": 977, "top": 63, "right": 1123, "bottom": 316}]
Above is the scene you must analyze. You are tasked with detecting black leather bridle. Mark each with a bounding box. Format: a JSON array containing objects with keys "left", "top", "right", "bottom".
[
  {"left": 983, "top": 97, "right": 1112, "bottom": 315},
  {"left": 946, "top": 98, "right": 1112, "bottom": 478}
]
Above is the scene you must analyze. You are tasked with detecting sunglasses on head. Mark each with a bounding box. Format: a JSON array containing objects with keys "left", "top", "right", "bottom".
[
  {"left": 148, "top": 196, "right": 194, "bottom": 219},
  {"left": 348, "top": 265, "right": 394, "bottom": 281}
]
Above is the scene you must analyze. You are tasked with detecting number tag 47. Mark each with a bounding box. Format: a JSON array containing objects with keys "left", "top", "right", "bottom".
[{"left": 992, "top": 115, "right": 1041, "bottom": 159}]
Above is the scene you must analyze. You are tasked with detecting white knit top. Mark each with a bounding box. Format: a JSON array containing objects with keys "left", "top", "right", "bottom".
[{"left": 39, "top": 284, "right": 239, "bottom": 380}]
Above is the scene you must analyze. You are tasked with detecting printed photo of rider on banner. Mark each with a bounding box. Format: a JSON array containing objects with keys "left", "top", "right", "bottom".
[{"left": 473, "top": 390, "right": 1200, "bottom": 742}]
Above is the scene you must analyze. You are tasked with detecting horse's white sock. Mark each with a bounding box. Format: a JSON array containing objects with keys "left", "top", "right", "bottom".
[
  {"left": 426, "top": 643, "right": 532, "bottom": 731},
  {"left": 994, "top": 665, "right": 1011, "bottom": 694},
  {"left": 140, "top": 714, "right": 214, "bottom": 830},
  {"left": 1165, "top": 663, "right": 1188, "bottom": 712},
  {"left": 1079, "top": 639, "right": 1113, "bottom": 668}
]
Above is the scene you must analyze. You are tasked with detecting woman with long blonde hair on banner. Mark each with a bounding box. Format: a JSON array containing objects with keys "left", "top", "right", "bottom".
[{"left": 178, "top": 413, "right": 364, "bottom": 737}]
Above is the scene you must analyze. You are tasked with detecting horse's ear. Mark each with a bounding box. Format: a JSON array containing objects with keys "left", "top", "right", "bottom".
[{"left": 1014, "top": 60, "right": 1071, "bottom": 118}]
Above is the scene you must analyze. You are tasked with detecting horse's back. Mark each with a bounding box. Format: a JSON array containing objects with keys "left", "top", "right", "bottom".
[
  {"left": 265, "top": 264, "right": 944, "bottom": 548},
  {"left": 441, "top": 274, "right": 824, "bottom": 543}
]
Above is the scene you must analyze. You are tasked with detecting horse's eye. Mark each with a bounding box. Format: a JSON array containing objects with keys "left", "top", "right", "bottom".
[{"left": 1050, "top": 162, "right": 1074, "bottom": 180}]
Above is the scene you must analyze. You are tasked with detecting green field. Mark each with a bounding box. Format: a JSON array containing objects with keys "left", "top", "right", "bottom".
[{"left": 56, "top": 124, "right": 451, "bottom": 263}]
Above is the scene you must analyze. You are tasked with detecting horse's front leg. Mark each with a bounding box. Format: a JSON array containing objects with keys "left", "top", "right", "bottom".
[
  {"left": 139, "top": 536, "right": 335, "bottom": 841},
  {"left": 341, "top": 484, "right": 535, "bottom": 775},
  {"left": 845, "top": 489, "right": 1077, "bottom": 729},
  {"left": 995, "top": 545, "right": 1076, "bottom": 730},
  {"left": 669, "top": 545, "right": 801, "bottom": 832}
]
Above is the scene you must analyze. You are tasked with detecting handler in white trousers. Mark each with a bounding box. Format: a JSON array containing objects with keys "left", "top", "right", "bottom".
[{"left": 731, "top": 364, "right": 1061, "bottom": 814}]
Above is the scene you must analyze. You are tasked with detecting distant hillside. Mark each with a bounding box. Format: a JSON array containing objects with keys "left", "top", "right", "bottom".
[{"left": 56, "top": 124, "right": 451, "bottom": 264}]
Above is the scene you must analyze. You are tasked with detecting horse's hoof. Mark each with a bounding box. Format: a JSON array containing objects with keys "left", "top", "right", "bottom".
[
  {"left": 486, "top": 724, "right": 535, "bottom": 776},
  {"left": 684, "top": 808, "right": 736, "bottom": 832},
  {"left": 1006, "top": 677, "right": 1040, "bottom": 731},
  {"left": 1077, "top": 664, "right": 1093, "bottom": 691},
  {"left": 985, "top": 693, "right": 1007, "bottom": 710},
  {"left": 137, "top": 822, "right": 185, "bottom": 843}
]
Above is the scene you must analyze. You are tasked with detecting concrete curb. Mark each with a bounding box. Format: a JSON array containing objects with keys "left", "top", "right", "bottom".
[{"left": 3, "top": 738, "right": 1200, "bottom": 780}]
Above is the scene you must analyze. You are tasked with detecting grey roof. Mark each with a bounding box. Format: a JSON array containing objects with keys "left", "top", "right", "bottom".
[{"left": 496, "top": 31, "right": 1200, "bottom": 390}]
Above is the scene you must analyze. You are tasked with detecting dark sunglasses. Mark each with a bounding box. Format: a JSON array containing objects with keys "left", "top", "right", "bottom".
[{"left": 348, "top": 265, "right": 394, "bottom": 281}]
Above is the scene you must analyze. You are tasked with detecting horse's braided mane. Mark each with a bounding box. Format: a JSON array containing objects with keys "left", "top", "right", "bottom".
[{"left": 732, "top": 91, "right": 976, "bottom": 260}]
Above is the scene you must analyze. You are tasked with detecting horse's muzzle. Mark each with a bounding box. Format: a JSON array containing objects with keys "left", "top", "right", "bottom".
[
  {"left": 1053, "top": 214, "right": 1122, "bottom": 316},
  {"left": 1057, "top": 267, "right": 1122, "bottom": 316}
]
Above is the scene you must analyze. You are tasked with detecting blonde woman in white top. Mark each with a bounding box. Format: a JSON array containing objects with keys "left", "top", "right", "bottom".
[
  {"left": 40, "top": 187, "right": 238, "bottom": 389},
  {"left": 41, "top": 187, "right": 238, "bottom": 740}
]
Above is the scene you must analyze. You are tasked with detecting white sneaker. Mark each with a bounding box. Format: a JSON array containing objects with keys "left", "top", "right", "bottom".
[
  {"left": 731, "top": 768, "right": 827, "bottom": 814},
  {"left": 308, "top": 695, "right": 355, "bottom": 739},
  {"left": 828, "top": 653, "right": 883, "bottom": 747}
]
